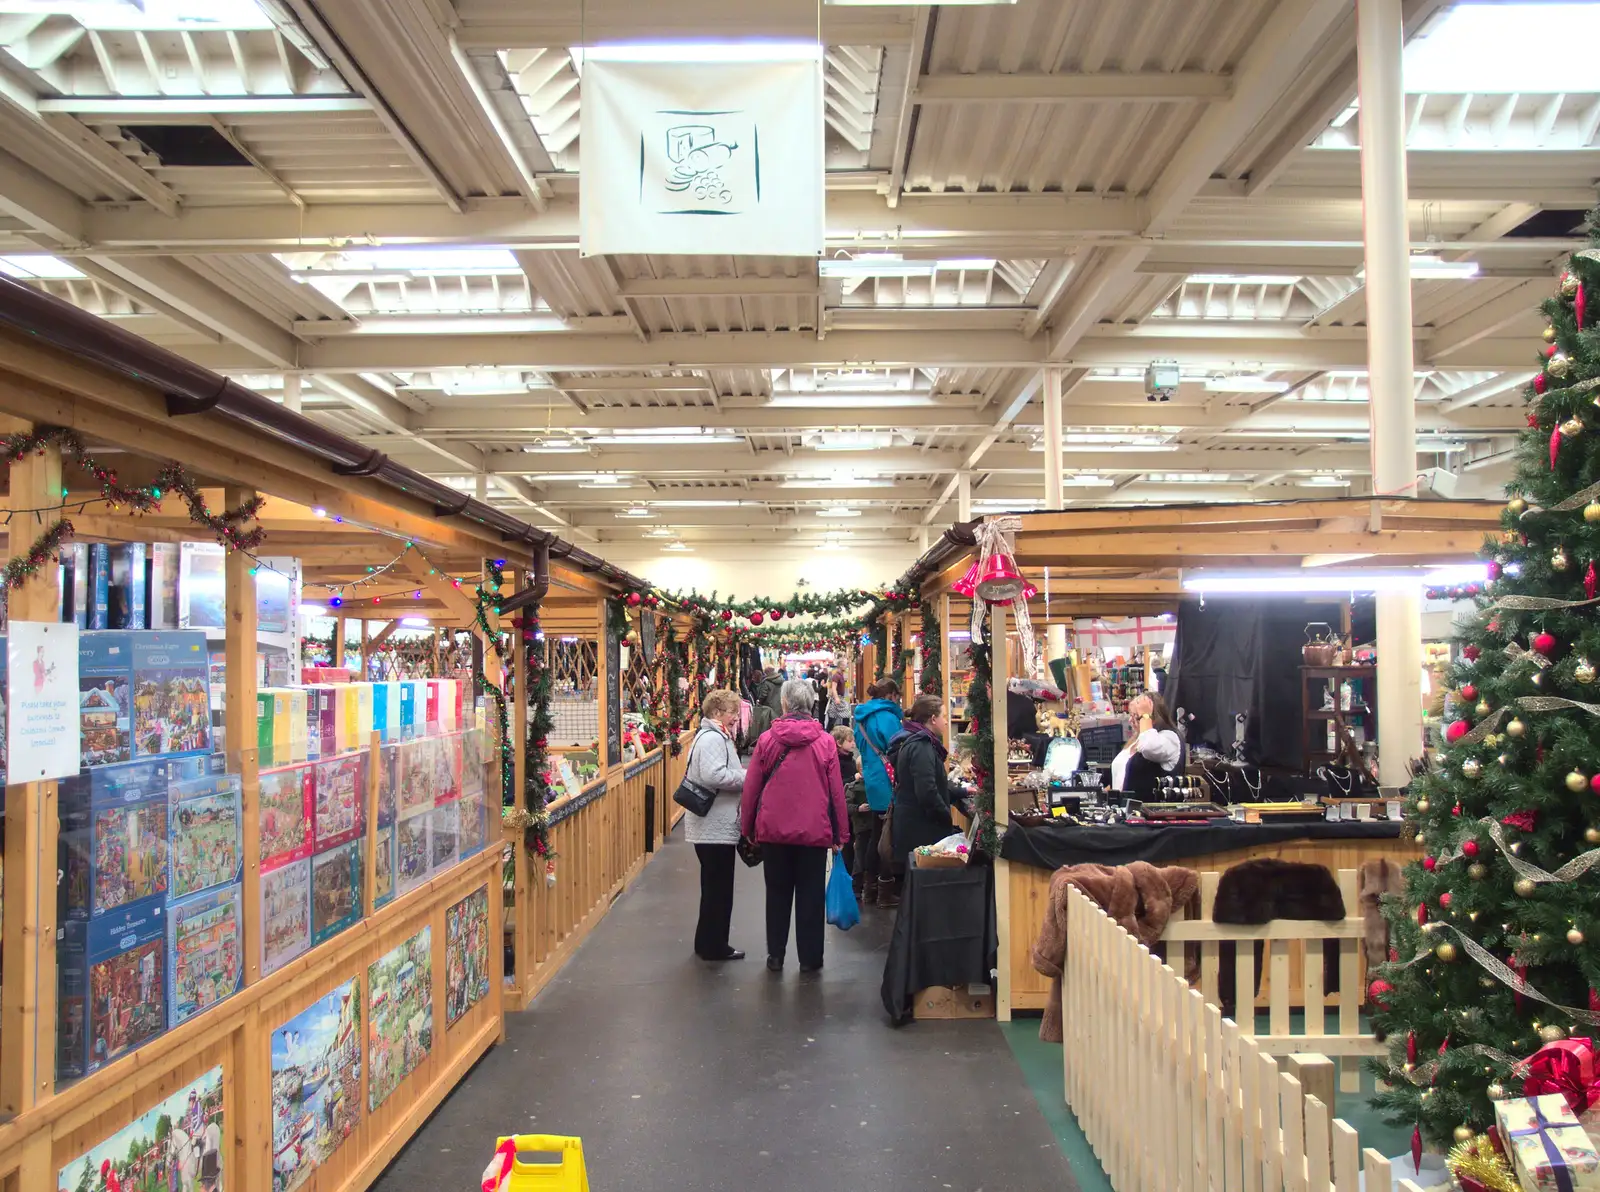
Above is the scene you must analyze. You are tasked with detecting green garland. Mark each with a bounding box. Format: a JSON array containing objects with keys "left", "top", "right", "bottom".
[
  {"left": 664, "top": 619, "right": 688, "bottom": 755},
  {"left": 920, "top": 600, "right": 942, "bottom": 696},
  {"left": 891, "top": 618, "right": 910, "bottom": 695},
  {"left": 968, "top": 630, "right": 998, "bottom": 857},
  {"left": 643, "top": 584, "right": 900, "bottom": 620},
  {"left": 519, "top": 602, "right": 555, "bottom": 858},
  {"left": 872, "top": 620, "right": 888, "bottom": 678},
  {"left": 605, "top": 595, "right": 631, "bottom": 644}
]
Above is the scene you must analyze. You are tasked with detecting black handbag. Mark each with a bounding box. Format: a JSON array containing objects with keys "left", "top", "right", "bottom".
[
  {"left": 737, "top": 745, "right": 792, "bottom": 867},
  {"left": 672, "top": 734, "right": 717, "bottom": 817}
]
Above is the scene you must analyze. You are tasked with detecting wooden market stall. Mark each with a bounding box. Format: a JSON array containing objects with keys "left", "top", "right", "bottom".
[
  {"left": 904, "top": 499, "right": 1505, "bottom": 1020},
  {"left": 0, "top": 277, "right": 664, "bottom": 1192}
]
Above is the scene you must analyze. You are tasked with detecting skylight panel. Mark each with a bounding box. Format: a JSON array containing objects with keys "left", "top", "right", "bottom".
[
  {"left": 1404, "top": 3, "right": 1600, "bottom": 93},
  {"left": 0, "top": 254, "right": 84, "bottom": 280}
]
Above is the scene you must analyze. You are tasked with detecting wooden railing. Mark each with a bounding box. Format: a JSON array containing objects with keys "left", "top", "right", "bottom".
[
  {"left": 505, "top": 749, "right": 667, "bottom": 1008},
  {"left": 1162, "top": 868, "right": 1381, "bottom": 1094},
  {"left": 1064, "top": 884, "right": 1426, "bottom": 1192}
]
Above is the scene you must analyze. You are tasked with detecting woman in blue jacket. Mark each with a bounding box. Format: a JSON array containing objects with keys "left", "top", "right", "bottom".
[{"left": 852, "top": 678, "right": 904, "bottom": 908}]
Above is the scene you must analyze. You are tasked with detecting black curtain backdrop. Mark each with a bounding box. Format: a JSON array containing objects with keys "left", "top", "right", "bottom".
[{"left": 1167, "top": 598, "right": 1341, "bottom": 770}]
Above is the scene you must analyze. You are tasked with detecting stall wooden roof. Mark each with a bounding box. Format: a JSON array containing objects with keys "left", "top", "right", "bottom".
[{"left": 921, "top": 498, "right": 1505, "bottom": 616}]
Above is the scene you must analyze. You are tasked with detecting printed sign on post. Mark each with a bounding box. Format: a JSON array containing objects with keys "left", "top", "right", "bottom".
[{"left": 8, "top": 620, "right": 81, "bottom": 781}]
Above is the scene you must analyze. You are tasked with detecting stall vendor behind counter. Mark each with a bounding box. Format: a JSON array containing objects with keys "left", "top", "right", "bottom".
[{"left": 1111, "top": 692, "right": 1183, "bottom": 797}]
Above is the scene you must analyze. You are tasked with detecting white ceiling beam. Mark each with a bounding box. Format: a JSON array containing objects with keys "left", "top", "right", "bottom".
[
  {"left": 1045, "top": 247, "right": 1149, "bottom": 360},
  {"left": 452, "top": 2, "right": 916, "bottom": 49},
  {"left": 552, "top": 375, "right": 713, "bottom": 393},
  {"left": 412, "top": 404, "right": 990, "bottom": 433},
  {"left": 89, "top": 256, "right": 299, "bottom": 367},
  {"left": 37, "top": 114, "right": 181, "bottom": 216},
  {"left": 35, "top": 97, "right": 368, "bottom": 115},
  {"left": 616, "top": 277, "right": 821, "bottom": 299},
  {"left": 314, "top": 374, "right": 417, "bottom": 433},
  {"left": 1427, "top": 279, "right": 1550, "bottom": 360},
  {"left": 915, "top": 72, "right": 1232, "bottom": 104},
  {"left": 492, "top": 474, "right": 599, "bottom": 543},
  {"left": 185, "top": 328, "right": 1534, "bottom": 373},
  {"left": 0, "top": 146, "right": 85, "bottom": 242},
  {"left": 1145, "top": 0, "right": 1348, "bottom": 234},
  {"left": 447, "top": 33, "right": 547, "bottom": 212},
  {"left": 882, "top": 2, "right": 928, "bottom": 208},
  {"left": 1242, "top": 0, "right": 1451, "bottom": 196},
  {"left": 1440, "top": 371, "right": 1537, "bottom": 413}
]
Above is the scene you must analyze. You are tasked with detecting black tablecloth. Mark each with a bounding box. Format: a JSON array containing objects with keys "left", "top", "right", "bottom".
[
  {"left": 881, "top": 863, "right": 997, "bottom": 1025},
  {"left": 998, "top": 819, "right": 1405, "bottom": 872}
]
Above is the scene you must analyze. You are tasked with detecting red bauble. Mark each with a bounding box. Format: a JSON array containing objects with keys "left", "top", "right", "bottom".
[
  {"left": 1488, "top": 618, "right": 1502, "bottom": 634},
  {"left": 721, "top": 609, "right": 733, "bottom": 622},
  {"left": 1577, "top": 282, "right": 1587, "bottom": 329},
  {"left": 1460, "top": 683, "right": 1478, "bottom": 701},
  {"left": 749, "top": 612, "right": 764, "bottom": 626},
  {"left": 1464, "top": 645, "right": 1481, "bottom": 662},
  {"left": 1417, "top": 902, "right": 1428, "bottom": 926},
  {"left": 1591, "top": 775, "right": 1600, "bottom": 794},
  {"left": 1452, "top": 803, "right": 1462, "bottom": 817},
  {"left": 1423, "top": 856, "right": 1438, "bottom": 872},
  {"left": 770, "top": 609, "right": 784, "bottom": 621},
  {"left": 1534, "top": 632, "right": 1558, "bottom": 656},
  {"left": 1536, "top": 373, "right": 1548, "bottom": 394},
  {"left": 1445, "top": 719, "right": 1470, "bottom": 743},
  {"left": 1547, "top": 342, "right": 1560, "bottom": 359},
  {"left": 1368, "top": 978, "right": 1394, "bottom": 1010},
  {"left": 1439, "top": 892, "right": 1452, "bottom": 909},
  {"left": 1462, "top": 839, "right": 1479, "bottom": 859}
]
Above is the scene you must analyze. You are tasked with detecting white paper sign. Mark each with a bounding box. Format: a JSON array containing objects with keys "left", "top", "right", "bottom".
[
  {"left": 8, "top": 620, "right": 80, "bottom": 782},
  {"left": 579, "top": 54, "right": 825, "bottom": 257}
]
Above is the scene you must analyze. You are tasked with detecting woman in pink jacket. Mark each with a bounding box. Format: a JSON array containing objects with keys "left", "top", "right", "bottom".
[{"left": 741, "top": 679, "right": 850, "bottom": 974}]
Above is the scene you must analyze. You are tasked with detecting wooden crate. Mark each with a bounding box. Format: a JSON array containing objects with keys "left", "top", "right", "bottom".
[{"left": 914, "top": 985, "right": 995, "bottom": 1020}]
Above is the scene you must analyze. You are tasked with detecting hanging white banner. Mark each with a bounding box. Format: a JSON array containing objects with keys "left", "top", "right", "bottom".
[{"left": 579, "top": 53, "right": 824, "bottom": 258}]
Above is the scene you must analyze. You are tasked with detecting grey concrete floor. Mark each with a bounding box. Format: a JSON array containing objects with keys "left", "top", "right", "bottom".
[{"left": 372, "top": 831, "right": 1080, "bottom": 1192}]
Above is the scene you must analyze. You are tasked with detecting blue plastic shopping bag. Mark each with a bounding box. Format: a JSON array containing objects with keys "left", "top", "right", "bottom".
[{"left": 826, "top": 851, "right": 859, "bottom": 931}]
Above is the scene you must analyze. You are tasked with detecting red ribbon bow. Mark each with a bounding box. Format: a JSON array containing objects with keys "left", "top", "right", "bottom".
[{"left": 1522, "top": 1037, "right": 1600, "bottom": 1118}]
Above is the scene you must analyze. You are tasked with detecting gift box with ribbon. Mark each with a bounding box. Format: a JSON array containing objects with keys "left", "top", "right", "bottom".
[
  {"left": 1523, "top": 1037, "right": 1600, "bottom": 1135},
  {"left": 1494, "top": 1094, "right": 1600, "bottom": 1192}
]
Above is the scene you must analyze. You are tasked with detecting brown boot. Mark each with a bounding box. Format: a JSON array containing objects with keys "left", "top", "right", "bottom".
[
  {"left": 876, "top": 877, "right": 900, "bottom": 909},
  {"left": 859, "top": 875, "right": 877, "bottom": 906}
]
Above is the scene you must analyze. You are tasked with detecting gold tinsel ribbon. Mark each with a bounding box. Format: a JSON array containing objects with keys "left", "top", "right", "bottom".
[
  {"left": 1457, "top": 707, "right": 1507, "bottom": 747},
  {"left": 1431, "top": 817, "right": 1600, "bottom": 885},
  {"left": 1501, "top": 642, "right": 1553, "bottom": 675},
  {"left": 1394, "top": 1042, "right": 1520, "bottom": 1087},
  {"left": 1398, "top": 924, "right": 1600, "bottom": 1026},
  {"left": 1489, "top": 594, "right": 1600, "bottom": 612},
  {"left": 1448, "top": 1135, "right": 1518, "bottom": 1192}
]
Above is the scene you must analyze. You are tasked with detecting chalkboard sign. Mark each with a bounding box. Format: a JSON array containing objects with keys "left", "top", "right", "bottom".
[
  {"left": 605, "top": 610, "right": 622, "bottom": 766},
  {"left": 639, "top": 609, "right": 657, "bottom": 659}
]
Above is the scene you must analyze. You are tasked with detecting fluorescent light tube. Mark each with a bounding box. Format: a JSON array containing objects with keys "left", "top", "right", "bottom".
[
  {"left": 815, "top": 508, "right": 861, "bottom": 518},
  {"left": 663, "top": 542, "right": 692, "bottom": 551},
  {"left": 400, "top": 616, "right": 430, "bottom": 627},
  {"left": 1187, "top": 274, "right": 1301, "bottom": 286},
  {"left": 1205, "top": 377, "right": 1290, "bottom": 394},
  {"left": 768, "top": 395, "right": 941, "bottom": 408},
  {"left": 1356, "top": 255, "right": 1480, "bottom": 281},
  {"left": 579, "top": 42, "right": 822, "bottom": 63},
  {"left": 617, "top": 506, "right": 656, "bottom": 518},
  {"left": 1182, "top": 565, "right": 1487, "bottom": 595},
  {"left": 300, "top": 605, "right": 328, "bottom": 618}
]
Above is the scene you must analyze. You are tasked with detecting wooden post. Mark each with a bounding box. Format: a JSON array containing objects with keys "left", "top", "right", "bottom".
[
  {"left": 992, "top": 601, "right": 1013, "bottom": 1023},
  {"left": 508, "top": 570, "right": 529, "bottom": 1015},
  {"left": 2, "top": 431, "right": 62, "bottom": 1111},
  {"left": 333, "top": 617, "right": 347, "bottom": 671},
  {"left": 595, "top": 597, "right": 609, "bottom": 764},
  {"left": 225, "top": 487, "right": 263, "bottom": 987},
  {"left": 360, "top": 618, "right": 370, "bottom": 677},
  {"left": 940, "top": 592, "right": 953, "bottom": 746}
]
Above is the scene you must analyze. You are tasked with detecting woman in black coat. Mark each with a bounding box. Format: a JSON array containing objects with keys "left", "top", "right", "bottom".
[{"left": 886, "top": 694, "right": 958, "bottom": 870}]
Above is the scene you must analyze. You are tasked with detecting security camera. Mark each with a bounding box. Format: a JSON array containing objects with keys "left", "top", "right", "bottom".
[{"left": 1144, "top": 360, "right": 1179, "bottom": 402}]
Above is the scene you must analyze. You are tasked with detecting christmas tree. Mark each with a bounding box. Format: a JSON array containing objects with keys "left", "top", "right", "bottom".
[{"left": 1370, "top": 209, "right": 1600, "bottom": 1151}]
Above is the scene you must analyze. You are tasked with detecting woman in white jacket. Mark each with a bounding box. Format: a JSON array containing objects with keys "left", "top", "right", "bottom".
[{"left": 685, "top": 688, "right": 749, "bottom": 961}]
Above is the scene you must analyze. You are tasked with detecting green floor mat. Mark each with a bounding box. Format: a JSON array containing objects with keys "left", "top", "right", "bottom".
[{"left": 1001, "top": 1014, "right": 1410, "bottom": 1189}]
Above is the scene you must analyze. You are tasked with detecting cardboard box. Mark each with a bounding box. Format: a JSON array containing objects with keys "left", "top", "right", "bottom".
[
  {"left": 913, "top": 984, "right": 995, "bottom": 1020},
  {"left": 286, "top": 688, "right": 308, "bottom": 763}
]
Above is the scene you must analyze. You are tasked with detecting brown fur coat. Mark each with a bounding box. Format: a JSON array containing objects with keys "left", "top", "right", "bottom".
[{"left": 1030, "top": 862, "right": 1200, "bottom": 1043}]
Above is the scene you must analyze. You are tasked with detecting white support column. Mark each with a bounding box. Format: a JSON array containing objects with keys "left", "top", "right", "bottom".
[
  {"left": 282, "top": 372, "right": 302, "bottom": 413},
  {"left": 916, "top": 527, "right": 929, "bottom": 553},
  {"left": 1042, "top": 368, "right": 1064, "bottom": 509},
  {"left": 475, "top": 471, "right": 489, "bottom": 501},
  {"left": 957, "top": 471, "right": 972, "bottom": 522},
  {"left": 1358, "top": 0, "right": 1423, "bottom": 788},
  {"left": 991, "top": 600, "right": 1012, "bottom": 1022}
]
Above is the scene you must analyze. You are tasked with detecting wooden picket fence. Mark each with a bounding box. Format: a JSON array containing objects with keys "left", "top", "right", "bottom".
[
  {"left": 1063, "top": 884, "right": 1427, "bottom": 1192},
  {"left": 1162, "top": 868, "right": 1382, "bottom": 1094}
]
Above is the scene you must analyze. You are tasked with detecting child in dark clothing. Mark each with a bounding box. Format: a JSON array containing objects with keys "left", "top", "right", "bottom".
[{"left": 832, "top": 726, "right": 862, "bottom": 887}]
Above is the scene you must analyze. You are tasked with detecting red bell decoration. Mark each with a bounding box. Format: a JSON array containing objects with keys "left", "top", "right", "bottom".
[
  {"left": 1577, "top": 281, "right": 1587, "bottom": 329},
  {"left": 951, "top": 560, "right": 981, "bottom": 598},
  {"left": 974, "top": 552, "right": 1029, "bottom": 603},
  {"left": 1552, "top": 424, "right": 1562, "bottom": 469}
]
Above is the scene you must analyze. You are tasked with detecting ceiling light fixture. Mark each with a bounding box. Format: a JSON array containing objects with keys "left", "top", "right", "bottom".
[
  {"left": 815, "top": 507, "right": 861, "bottom": 518},
  {"left": 663, "top": 541, "right": 692, "bottom": 551},
  {"left": 1182, "top": 564, "right": 1487, "bottom": 595},
  {"left": 1186, "top": 273, "right": 1302, "bottom": 286},
  {"left": 818, "top": 255, "right": 996, "bottom": 279},
  {"left": 617, "top": 505, "right": 656, "bottom": 518},
  {"left": 804, "top": 430, "right": 900, "bottom": 451},
  {"left": 1355, "top": 254, "right": 1480, "bottom": 281}
]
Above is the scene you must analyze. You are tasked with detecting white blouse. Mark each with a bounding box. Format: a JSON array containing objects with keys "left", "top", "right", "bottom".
[{"left": 1110, "top": 728, "right": 1183, "bottom": 792}]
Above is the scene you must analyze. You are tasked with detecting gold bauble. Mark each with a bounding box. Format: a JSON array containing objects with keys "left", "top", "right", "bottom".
[
  {"left": 1481, "top": 976, "right": 1497, "bottom": 989},
  {"left": 1545, "top": 325, "right": 1559, "bottom": 343},
  {"left": 1553, "top": 356, "right": 1574, "bottom": 380},
  {"left": 1569, "top": 927, "right": 1585, "bottom": 945},
  {"left": 1475, "top": 699, "right": 1491, "bottom": 716},
  {"left": 1488, "top": 1081, "right": 1509, "bottom": 1099},
  {"left": 1577, "top": 658, "right": 1598, "bottom": 684},
  {"left": 1568, "top": 770, "right": 1589, "bottom": 793},
  {"left": 1507, "top": 717, "right": 1527, "bottom": 738},
  {"left": 1561, "top": 412, "right": 1583, "bottom": 433},
  {"left": 1417, "top": 798, "right": 1431, "bottom": 814},
  {"left": 1487, "top": 734, "right": 1501, "bottom": 747},
  {"left": 1511, "top": 842, "right": 1524, "bottom": 856},
  {"left": 1553, "top": 547, "right": 1571, "bottom": 571},
  {"left": 1586, "top": 503, "right": 1600, "bottom": 525},
  {"left": 1563, "top": 272, "right": 1581, "bottom": 298},
  {"left": 1541, "top": 1024, "right": 1567, "bottom": 1043},
  {"left": 1533, "top": 671, "right": 1545, "bottom": 688},
  {"left": 1515, "top": 877, "right": 1537, "bottom": 897},
  {"left": 1436, "top": 942, "right": 1458, "bottom": 962},
  {"left": 1462, "top": 758, "right": 1482, "bottom": 779},
  {"left": 1587, "top": 826, "right": 1600, "bottom": 845},
  {"left": 1499, "top": 753, "right": 1510, "bottom": 766},
  {"left": 1508, "top": 497, "right": 1527, "bottom": 516},
  {"left": 1453, "top": 1125, "right": 1475, "bottom": 1144},
  {"left": 1469, "top": 863, "right": 1488, "bottom": 880}
]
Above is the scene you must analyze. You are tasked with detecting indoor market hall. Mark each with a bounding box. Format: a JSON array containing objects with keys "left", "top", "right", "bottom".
[{"left": 0, "top": 2, "right": 1591, "bottom": 1192}]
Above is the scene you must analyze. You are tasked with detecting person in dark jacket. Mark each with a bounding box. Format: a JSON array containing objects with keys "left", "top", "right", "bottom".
[
  {"left": 752, "top": 666, "right": 785, "bottom": 715},
  {"left": 741, "top": 680, "right": 850, "bottom": 974},
  {"left": 887, "top": 694, "right": 957, "bottom": 872},
  {"left": 852, "top": 678, "right": 903, "bottom": 907}
]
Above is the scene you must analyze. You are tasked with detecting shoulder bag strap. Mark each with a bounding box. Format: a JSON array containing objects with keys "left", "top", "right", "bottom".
[{"left": 747, "top": 744, "right": 792, "bottom": 830}]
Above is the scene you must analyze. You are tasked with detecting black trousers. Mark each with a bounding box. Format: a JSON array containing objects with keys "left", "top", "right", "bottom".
[
  {"left": 762, "top": 843, "right": 828, "bottom": 969},
  {"left": 694, "top": 843, "right": 737, "bottom": 959}
]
